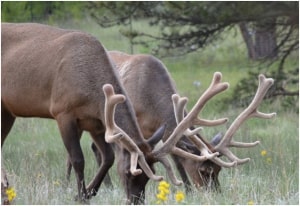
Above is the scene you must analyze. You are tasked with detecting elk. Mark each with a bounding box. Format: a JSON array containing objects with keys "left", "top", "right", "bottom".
[
  {"left": 2, "top": 23, "right": 216, "bottom": 203},
  {"left": 2, "top": 22, "right": 160, "bottom": 201},
  {"left": 75, "top": 51, "right": 276, "bottom": 201}
]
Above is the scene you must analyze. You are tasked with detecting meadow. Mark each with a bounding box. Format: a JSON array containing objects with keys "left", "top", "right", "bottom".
[{"left": 1, "top": 18, "right": 299, "bottom": 204}]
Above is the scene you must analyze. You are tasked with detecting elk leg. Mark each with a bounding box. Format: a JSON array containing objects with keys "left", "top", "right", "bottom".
[
  {"left": 1, "top": 106, "right": 16, "bottom": 146},
  {"left": 66, "top": 156, "right": 72, "bottom": 182},
  {"left": 86, "top": 132, "right": 115, "bottom": 196},
  {"left": 66, "top": 130, "right": 83, "bottom": 182},
  {"left": 91, "top": 143, "right": 113, "bottom": 187},
  {"left": 56, "top": 114, "right": 87, "bottom": 201}
]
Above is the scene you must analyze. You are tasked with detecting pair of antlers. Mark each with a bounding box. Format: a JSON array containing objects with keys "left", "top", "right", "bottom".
[{"left": 102, "top": 72, "right": 276, "bottom": 184}]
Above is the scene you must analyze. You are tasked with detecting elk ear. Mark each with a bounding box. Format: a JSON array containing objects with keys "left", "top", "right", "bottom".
[
  {"left": 147, "top": 124, "right": 167, "bottom": 148},
  {"left": 211, "top": 132, "right": 223, "bottom": 146}
]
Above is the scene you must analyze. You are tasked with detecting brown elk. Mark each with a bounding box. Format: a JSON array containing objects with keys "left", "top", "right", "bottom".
[
  {"left": 2, "top": 23, "right": 218, "bottom": 203},
  {"left": 76, "top": 51, "right": 276, "bottom": 201}
]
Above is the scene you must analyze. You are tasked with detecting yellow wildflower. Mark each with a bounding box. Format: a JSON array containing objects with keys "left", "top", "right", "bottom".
[
  {"left": 37, "top": 172, "right": 43, "bottom": 178},
  {"left": 266, "top": 157, "right": 272, "bottom": 164},
  {"left": 175, "top": 191, "right": 185, "bottom": 203},
  {"left": 247, "top": 200, "right": 255, "bottom": 205},
  {"left": 158, "top": 185, "right": 170, "bottom": 195},
  {"left": 260, "top": 150, "right": 267, "bottom": 157},
  {"left": 159, "top": 180, "right": 170, "bottom": 189},
  {"left": 156, "top": 180, "right": 170, "bottom": 202},
  {"left": 156, "top": 193, "right": 167, "bottom": 201},
  {"left": 53, "top": 180, "right": 61, "bottom": 186},
  {"left": 5, "top": 187, "right": 17, "bottom": 202}
]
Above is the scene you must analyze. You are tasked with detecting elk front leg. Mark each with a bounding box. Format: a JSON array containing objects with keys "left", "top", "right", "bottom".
[
  {"left": 86, "top": 132, "right": 115, "bottom": 196},
  {"left": 1, "top": 106, "right": 16, "bottom": 146},
  {"left": 56, "top": 114, "right": 87, "bottom": 202},
  {"left": 91, "top": 143, "right": 113, "bottom": 187},
  {"left": 66, "top": 130, "right": 83, "bottom": 182}
]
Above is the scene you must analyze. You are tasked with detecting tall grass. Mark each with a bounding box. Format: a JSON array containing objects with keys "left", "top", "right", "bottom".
[{"left": 2, "top": 18, "right": 298, "bottom": 204}]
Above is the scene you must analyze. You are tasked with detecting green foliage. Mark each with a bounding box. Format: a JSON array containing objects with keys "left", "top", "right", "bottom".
[
  {"left": 224, "top": 61, "right": 299, "bottom": 112},
  {"left": 85, "top": 1, "right": 299, "bottom": 109},
  {"left": 1, "top": 1, "right": 87, "bottom": 23},
  {"left": 2, "top": 2, "right": 30, "bottom": 22}
]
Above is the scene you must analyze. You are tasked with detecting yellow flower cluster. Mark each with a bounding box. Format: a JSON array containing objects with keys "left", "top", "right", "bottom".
[
  {"left": 155, "top": 181, "right": 185, "bottom": 204},
  {"left": 156, "top": 181, "right": 170, "bottom": 202},
  {"left": 261, "top": 150, "right": 272, "bottom": 164},
  {"left": 5, "top": 187, "right": 16, "bottom": 202},
  {"left": 260, "top": 150, "right": 267, "bottom": 157},
  {"left": 175, "top": 190, "right": 185, "bottom": 203}
]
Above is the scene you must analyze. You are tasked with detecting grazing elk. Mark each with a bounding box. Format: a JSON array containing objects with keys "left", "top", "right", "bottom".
[
  {"left": 2, "top": 23, "right": 215, "bottom": 203},
  {"left": 68, "top": 51, "right": 276, "bottom": 203}
]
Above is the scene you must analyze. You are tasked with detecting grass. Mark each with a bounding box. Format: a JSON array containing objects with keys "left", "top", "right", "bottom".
[{"left": 1, "top": 18, "right": 299, "bottom": 204}]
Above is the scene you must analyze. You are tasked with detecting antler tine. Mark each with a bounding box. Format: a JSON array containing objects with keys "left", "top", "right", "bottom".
[
  {"left": 153, "top": 72, "right": 229, "bottom": 162},
  {"left": 172, "top": 86, "right": 238, "bottom": 168},
  {"left": 103, "top": 84, "right": 126, "bottom": 135},
  {"left": 171, "top": 94, "right": 218, "bottom": 157},
  {"left": 215, "top": 74, "right": 277, "bottom": 164},
  {"left": 103, "top": 84, "right": 163, "bottom": 181},
  {"left": 157, "top": 156, "right": 183, "bottom": 186},
  {"left": 188, "top": 72, "right": 229, "bottom": 127}
]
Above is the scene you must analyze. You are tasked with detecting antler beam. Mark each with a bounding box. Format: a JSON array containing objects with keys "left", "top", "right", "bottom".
[{"left": 214, "top": 74, "right": 277, "bottom": 164}]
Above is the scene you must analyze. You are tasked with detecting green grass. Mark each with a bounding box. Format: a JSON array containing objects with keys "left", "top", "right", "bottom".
[{"left": 2, "top": 18, "right": 299, "bottom": 204}]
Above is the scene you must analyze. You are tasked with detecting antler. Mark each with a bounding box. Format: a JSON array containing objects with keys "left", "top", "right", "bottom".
[
  {"left": 214, "top": 74, "right": 277, "bottom": 164},
  {"left": 103, "top": 84, "right": 163, "bottom": 181},
  {"left": 172, "top": 93, "right": 237, "bottom": 168},
  {"left": 152, "top": 72, "right": 230, "bottom": 164}
]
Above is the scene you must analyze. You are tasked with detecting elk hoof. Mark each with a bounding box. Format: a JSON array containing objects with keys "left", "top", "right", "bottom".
[
  {"left": 86, "top": 188, "right": 97, "bottom": 197},
  {"left": 74, "top": 194, "right": 91, "bottom": 204}
]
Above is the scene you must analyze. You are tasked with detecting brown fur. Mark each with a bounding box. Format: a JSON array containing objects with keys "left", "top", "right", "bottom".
[
  {"left": 1, "top": 23, "right": 164, "bottom": 202},
  {"left": 108, "top": 51, "right": 222, "bottom": 191}
]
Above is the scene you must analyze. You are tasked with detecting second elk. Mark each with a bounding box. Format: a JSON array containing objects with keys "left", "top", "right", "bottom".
[{"left": 68, "top": 51, "right": 276, "bottom": 203}]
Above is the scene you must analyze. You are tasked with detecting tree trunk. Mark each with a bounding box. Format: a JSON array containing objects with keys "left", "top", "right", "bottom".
[
  {"left": 254, "top": 18, "right": 277, "bottom": 59},
  {"left": 239, "top": 18, "right": 277, "bottom": 60},
  {"left": 239, "top": 22, "right": 257, "bottom": 59}
]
